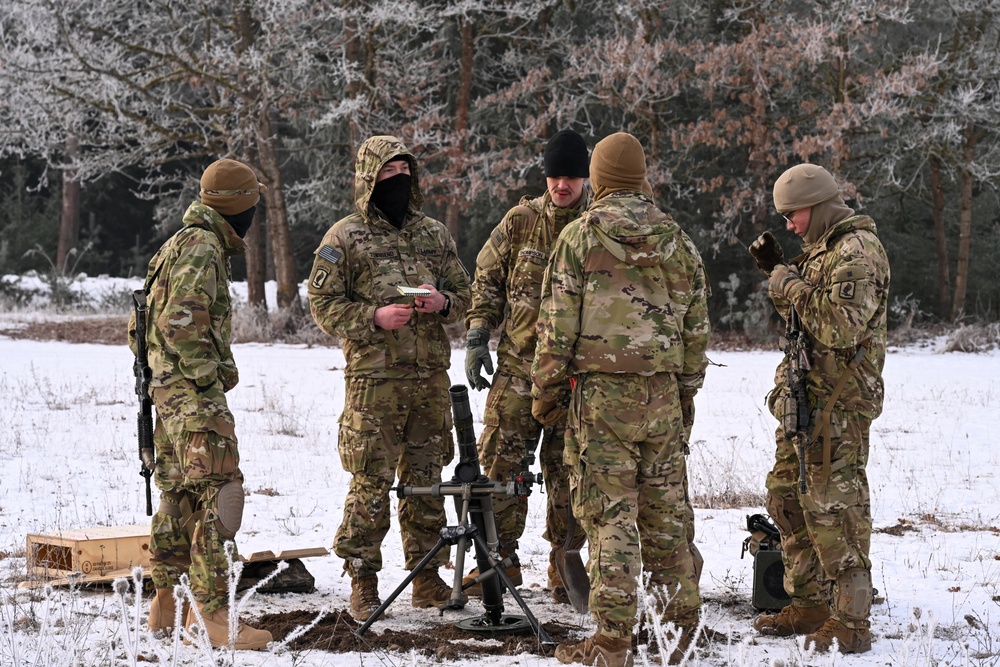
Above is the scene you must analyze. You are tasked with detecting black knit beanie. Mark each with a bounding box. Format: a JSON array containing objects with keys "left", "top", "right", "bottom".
[{"left": 543, "top": 130, "right": 589, "bottom": 178}]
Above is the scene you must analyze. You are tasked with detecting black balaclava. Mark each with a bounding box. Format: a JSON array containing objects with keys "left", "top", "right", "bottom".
[
  {"left": 371, "top": 172, "right": 411, "bottom": 229},
  {"left": 223, "top": 205, "right": 256, "bottom": 239}
]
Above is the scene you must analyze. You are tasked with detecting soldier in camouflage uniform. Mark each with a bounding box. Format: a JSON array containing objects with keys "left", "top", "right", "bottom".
[
  {"left": 307, "top": 136, "right": 471, "bottom": 622},
  {"left": 748, "top": 163, "right": 889, "bottom": 654},
  {"left": 463, "top": 129, "right": 591, "bottom": 600},
  {"left": 128, "top": 158, "right": 271, "bottom": 649},
  {"left": 532, "top": 133, "right": 711, "bottom": 667}
]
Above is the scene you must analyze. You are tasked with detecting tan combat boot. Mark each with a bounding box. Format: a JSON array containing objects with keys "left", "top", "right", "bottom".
[
  {"left": 411, "top": 570, "right": 468, "bottom": 608},
  {"left": 184, "top": 602, "right": 272, "bottom": 650},
  {"left": 148, "top": 588, "right": 189, "bottom": 633},
  {"left": 548, "top": 549, "right": 570, "bottom": 604},
  {"left": 349, "top": 573, "right": 382, "bottom": 622},
  {"left": 462, "top": 548, "right": 522, "bottom": 596},
  {"left": 555, "top": 633, "right": 633, "bottom": 667},
  {"left": 804, "top": 618, "right": 872, "bottom": 653},
  {"left": 752, "top": 602, "right": 831, "bottom": 636}
]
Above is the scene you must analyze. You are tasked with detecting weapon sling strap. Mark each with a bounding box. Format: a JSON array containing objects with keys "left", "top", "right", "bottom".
[{"left": 809, "top": 341, "right": 868, "bottom": 479}]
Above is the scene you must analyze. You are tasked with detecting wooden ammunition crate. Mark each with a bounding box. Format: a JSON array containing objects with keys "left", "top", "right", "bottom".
[{"left": 26, "top": 524, "right": 151, "bottom": 581}]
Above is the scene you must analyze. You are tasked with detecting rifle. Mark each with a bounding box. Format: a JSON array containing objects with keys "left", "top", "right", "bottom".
[
  {"left": 132, "top": 290, "right": 155, "bottom": 515},
  {"left": 784, "top": 306, "right": 812, "bottom": 493}
]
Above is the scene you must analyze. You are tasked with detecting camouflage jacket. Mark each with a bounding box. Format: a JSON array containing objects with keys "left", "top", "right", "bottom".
[
  {"left": 531, "top": 191, "right": 711, "bottom": 401},
  {"left": 466, "top": 190, "right": 589, "bottom": 380},
  {"left": 768, "top": 214, "right": 890, "bottom": 420},
  {"left": 127, "top": 201, "right": 243, "bottom": 437},
  {"left": 307, "top": 135, "right": 471, "bottom": 379}
]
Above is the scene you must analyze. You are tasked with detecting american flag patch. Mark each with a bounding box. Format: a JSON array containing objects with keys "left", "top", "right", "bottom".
[{"left": 318, "top": 245, "right": 342, "bottom": 264}]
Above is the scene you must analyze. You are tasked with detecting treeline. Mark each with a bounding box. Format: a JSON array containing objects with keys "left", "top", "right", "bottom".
[{"left": 1, "top": 0, "right": 998, "bottom": 331}]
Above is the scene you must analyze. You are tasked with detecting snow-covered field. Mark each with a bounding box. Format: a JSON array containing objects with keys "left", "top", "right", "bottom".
[{"left": 0, "top": 285, "right": 999, "bottom": 666}]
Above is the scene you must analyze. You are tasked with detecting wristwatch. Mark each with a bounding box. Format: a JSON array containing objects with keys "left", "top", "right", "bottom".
[{"left": 441, "top": 293, "right": 451, "bottom": 316}]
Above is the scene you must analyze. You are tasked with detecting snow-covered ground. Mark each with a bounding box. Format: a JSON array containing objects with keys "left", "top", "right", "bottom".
[{"left": 0, "top": 283, "right": 998, "bottom": 666}]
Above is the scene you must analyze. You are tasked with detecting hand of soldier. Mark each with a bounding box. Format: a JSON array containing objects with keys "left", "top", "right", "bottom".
[
  {"left": 768, "top": 263, "right": 801, "bottom": 300},
  {"left": 219, "top": 363, "right": 239, "bottom": 393},
  {"left": 414, "top": 284, "right": 448, "bottom": 314},
  {"left": 749, "top": 231, "right": 785, "bottom": 274},
  {"left": 531, "top": 395, "right": 565, "bottom": 427},
  {"left": 374, "top": 303, "right": 414, "bottom": 330},
  {"left": 465, "top": 327, "right": 494, "bottom": 390},
  {"left": 680, "top": 392, "right": 695, "bottom": 431}
]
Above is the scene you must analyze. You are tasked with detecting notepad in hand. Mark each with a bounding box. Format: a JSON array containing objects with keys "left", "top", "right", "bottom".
[{"left": 396, "top": 286, "right": 432, "bottom": 297}]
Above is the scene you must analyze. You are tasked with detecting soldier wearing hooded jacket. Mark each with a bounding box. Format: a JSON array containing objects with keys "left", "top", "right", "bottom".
[
  {"left": 307, "top": 135, "right": 471, "bottom": 622},
  {"left": 462, "top": 129, "right": 591, "bottom": 600},
  {"left": 748, "top": 163, "right": 889, "bottom": 654},
  {"left": 533, "top": 133, "right": 711, "bottom": 667},
  {"left": 128, "top": 158, "right": 271, "bottom": 649}
]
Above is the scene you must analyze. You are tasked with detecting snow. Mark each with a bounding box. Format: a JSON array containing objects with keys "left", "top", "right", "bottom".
[{"left": 1, "top": 282, "right": 999, "bottom": 666}]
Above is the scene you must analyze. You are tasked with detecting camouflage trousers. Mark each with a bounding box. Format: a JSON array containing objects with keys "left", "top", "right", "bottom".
[
  {"left": 765, "top": 409, "right": 872, "bottom": 618},
  {"left": 566, "top": 372, "right": 701, "bottom": 639},
  {"left": 150, "top": 417, "right": 244, "bottom": 614},
  {"left": 478, "top": 372, "right": 582, "bottom": 553},
  {"left": 334, "top": 372, "right": 455, "bottom": 575}
]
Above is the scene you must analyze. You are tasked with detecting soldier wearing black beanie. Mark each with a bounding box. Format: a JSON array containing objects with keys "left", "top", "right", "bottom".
[
  {"left": 544, "top": 130, "right": 590, "bottom": 178},
  {"left": 461, "top": 128, "right": 592, "bottom": 604}
]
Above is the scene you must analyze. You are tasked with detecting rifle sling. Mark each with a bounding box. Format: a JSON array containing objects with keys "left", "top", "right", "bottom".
[{"left": 809, "top": 341, "right": 868, "bottom": 480}]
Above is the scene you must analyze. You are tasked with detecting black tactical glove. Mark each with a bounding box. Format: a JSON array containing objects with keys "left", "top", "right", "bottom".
[
  {"left": 749, "top": 231, "right": 785, "bottom": 274},
  {"left": 465, "top": 327, "right": 494, "bottom": 391}
]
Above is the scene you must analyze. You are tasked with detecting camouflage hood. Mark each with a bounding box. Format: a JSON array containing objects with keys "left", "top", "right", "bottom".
[
  {"left": 182, "top": 201, "right": 246, "bottom": 256},
  {"left": 586, "top": 191, "right": 680, "bottom": 267},
  {"left": 354, "top": 135, "right": 424, "bottom": 223}
]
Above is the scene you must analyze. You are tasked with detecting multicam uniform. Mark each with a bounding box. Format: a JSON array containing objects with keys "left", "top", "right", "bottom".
[
  {"left": 128, "top": 201, "right": 245, "bottom": 614},
  {"left": 532, "top": 191, "right": 711, "bottom": 638},
  {"left": 466, "top": 191, "right": 589, "bottom": 551},
  {"left": 765, "top": 214, "right": 889, "bottom": 629},
  {"left": 307, "top": 136, "right": 471, "bottom": 577}
]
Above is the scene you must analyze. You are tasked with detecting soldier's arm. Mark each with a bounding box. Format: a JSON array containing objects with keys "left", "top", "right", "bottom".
[
  {"left": 680, "top": 251, "right": 711, "bottom": 392},
  {"left": 531, "top": 232, "right": 582, "bottom": 401},
  {"left": 437, "top": 230, "right": 472, "bottom": 325},
  {"left": 162, "top": 238, "right": 222, "bottom": 389},
  {"left": 778, "top": 236, "right": 889, "bottom": 349},
  {"left": 465, "top": 213, "right": 515, "bottom": 333},
  {"left": 307, "top": 230, "right": 377, "bottom": 339}
]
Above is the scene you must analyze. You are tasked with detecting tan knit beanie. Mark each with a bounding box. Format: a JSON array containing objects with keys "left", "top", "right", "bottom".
[
  {"left": 772, "top": 163, "right": 839, "bottom": 213},
  {"left": 200, "top": 159, "right": 266, "bottom": 215},
  {"left": 590, "top": 132, "right": 646, "bottom": 201}
]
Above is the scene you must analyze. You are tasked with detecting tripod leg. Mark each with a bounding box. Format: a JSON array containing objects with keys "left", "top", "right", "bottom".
[
  {"left": 471, "top": 533, "right": 555, "bottom": 646},
  {"left": 356, "top": 538, "right": 448, "bottom": 636}
]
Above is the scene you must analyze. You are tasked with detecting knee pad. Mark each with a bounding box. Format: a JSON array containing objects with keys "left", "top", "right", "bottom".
[
  {"left": 835, "top": 568, "right": 872, "bottom": 621},
  {"left": 200, "top": 481, "right": 245, "bottom": 541}
]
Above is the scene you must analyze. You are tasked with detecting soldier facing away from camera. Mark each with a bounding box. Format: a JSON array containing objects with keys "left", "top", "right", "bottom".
[
  {"left": 532, "top": 132, "right": 711, "bottom": 667},
  {"left": 307, "top": 135, "right": 471, "bottom": 622},
  {"left": 128, "top": 158, "right": 271, "bottom": 649},
  {"left": 748, "top": 163, "right": 889, "bottom": 653},
  {"left": 462, "top": 129, "right": 591, "bottom": 601}
]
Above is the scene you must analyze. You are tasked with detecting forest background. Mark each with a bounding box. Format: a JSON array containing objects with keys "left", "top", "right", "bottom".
[{"left": 1, "top": 0, "right": 999, "bottom": 335}]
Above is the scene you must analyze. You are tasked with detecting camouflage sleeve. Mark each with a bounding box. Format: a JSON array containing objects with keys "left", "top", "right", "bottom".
[
  {"left": 680, "top": 241, "right": 711, "bottom": 392},
  {"left": 531, "top": 228, "right": 583, "bottom": 402},
  {"left": 161, "top": 239, "right": 222, "bottom": 388},
  {"left": 437, "top": 229, "right": 472, "bottom": 325},
  {"left": 465, "top": 213, "right": 513, "bottom": 332},
  {"left": 782, "top": 235, "right": 889, "bottom": 349},
  {"left": 307, "top": 229, "right": 377, "bottom": 339}
]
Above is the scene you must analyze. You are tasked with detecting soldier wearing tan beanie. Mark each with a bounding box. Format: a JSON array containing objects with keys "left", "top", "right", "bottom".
[
  {"left": 589, "top": 132, "right": 652, "bottom": 201},
  {"left": 747, "top": 163, "right": 889, "bottom": 655},
  {"left": 200, "top": 159, "right": 266, "bottom": 216},
  {"left": 536, "top": 131, "right": 713, "bottom": 667}
]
